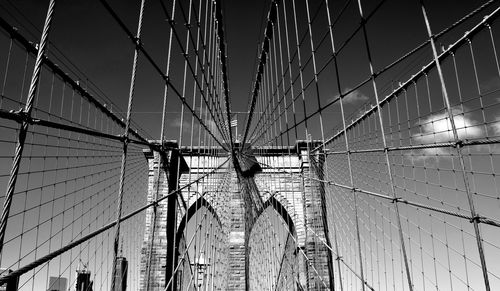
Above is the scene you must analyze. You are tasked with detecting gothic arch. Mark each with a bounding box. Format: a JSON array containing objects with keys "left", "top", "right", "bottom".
[
  {"left": 174, "top": 195, "right": 222, "bottom": 289},
  {"left": 258, "top": 195, "right": 296, "bottom": 235},
  {"left": 248, "top": 195, "right": 299, "bottom": 290},
  {"left": 176, "top": 195, "right": 222, "bottom": 240}
]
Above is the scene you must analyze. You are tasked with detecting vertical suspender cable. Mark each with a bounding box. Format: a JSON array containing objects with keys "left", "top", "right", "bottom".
[
  {"left": 356, "top": 0, "right": 414, "bottom": 290},
  {"left": 214, "top": 0, "right": 235, "bottom": 151},
  {"left": 110, "top": 1, "right": 146, "bottom": 290},
  {"left": 419, "top": 1, "right": 490, "bottom": 290},
  {"left": 241, "top": 0, "right": 280, "bottom": 147},
  {"left": 304, "top": 0, "right": 336, "bottom": 288},
  {"left": 324, "top": 0, "right": 346, "bottom": 288},
  {"left": 0, "top": 0, "right": 56, "bottom": 256}
]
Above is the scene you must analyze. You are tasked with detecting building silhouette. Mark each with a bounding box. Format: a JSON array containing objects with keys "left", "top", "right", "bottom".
[
  {"left": 75, "top": 270, "right": 92, "bottom": 291},
  {"left": 47, "top": 277, "right": 67, "bottom": 291},
  {"left": 0, "top": 269, "right": 18, "bottom": 291},
  {"left": 112, "top": 257, "right": 128, "bottom": 291}
]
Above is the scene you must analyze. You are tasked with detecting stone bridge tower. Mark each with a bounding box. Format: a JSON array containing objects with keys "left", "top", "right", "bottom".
[{"left": 138, "top": 141, "right": 334, "bottom": 290}]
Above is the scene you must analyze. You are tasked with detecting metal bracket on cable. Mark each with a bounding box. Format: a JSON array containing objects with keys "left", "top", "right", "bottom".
[
  {"left": 455, "top": 139, "right": 464, "bottom": 148},
  {"left": 470, "top": 215, "right": 482, "bottom": 224},
  {"left": 121, "top": 134, "right": 130, "bottom": 144},
  {"left": 391, "top": 197, "right": 402, "bottom": 204},
  {"left": 10, "top": 108, "right": 29, "bottom": 124}
]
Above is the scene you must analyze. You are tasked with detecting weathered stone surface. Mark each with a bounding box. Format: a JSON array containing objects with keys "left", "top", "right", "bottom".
[{"left": 140, "top": 143, "right": 332, "bottom": 290}]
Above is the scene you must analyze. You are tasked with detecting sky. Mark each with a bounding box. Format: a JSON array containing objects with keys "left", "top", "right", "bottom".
[
  {"left": 0, "top": 0, "right": 490, "bottom": 140},
  {"left": 1, "top": 0, "right": 500, "bottom": 290},
  {"left": 0, "top": 0, "right": 273, "bottom": 141}
]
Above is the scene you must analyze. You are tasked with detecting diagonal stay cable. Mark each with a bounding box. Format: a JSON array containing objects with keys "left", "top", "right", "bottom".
[
  {"left": 0, "top": 156, "right": 230, "bottom": 284},
  {"left": 0, "top": 16, "right": 150, "bottom": 145},
  {"left": 98, "top": 0, "right": 228, "bottom": 151},
  {"left": 213, "top": 0, "right": 235, "bottom": 152},
  {"left": 241, "top": 0, "right": 280, "bottom": 147},
  {"left": 247, "top": 0, "right": 388, "bottom": 147},
  {"left": 246, "top": 0, "right": 496, "bottom": 149},
  {"left": 242, "top": 150, "right": 500, "bottom": 228},
  {"left": 157, "top": 0, "right": 231, "bottom": 145},
  {"left": 175, "top": 0, "right": 233, "bottom": 143},
  {"left": 245, "top": 0, "right": 329, "bottom": 146},
  {"left": 313, "top": 4, "right": 500, "bottom": 153}
]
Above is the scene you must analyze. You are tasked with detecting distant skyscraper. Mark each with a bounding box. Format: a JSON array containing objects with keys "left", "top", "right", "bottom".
[
  {"left": 75, "top": 270, "right": 92, "bottom": 291},
  {"left": 47, "top": 277, "right": 67, "bottom": 291},
  {"left": 112, "top": 256, "right": 128, "bottom": 291},
  {"left": 0, "top": 269, "right": 18, "bottom": 291}
]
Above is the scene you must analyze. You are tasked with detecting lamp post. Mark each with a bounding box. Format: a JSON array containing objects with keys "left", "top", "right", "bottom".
[{"left": 190, "top": 252, "right": 210, "bottom": 289}]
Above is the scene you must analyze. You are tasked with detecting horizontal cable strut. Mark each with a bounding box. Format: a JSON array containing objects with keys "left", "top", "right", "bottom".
[
  {"left": 0, "top": 157, "right": 230, "bottom": 284},
  {"left": 324, "top": 137, "right": 500, "bottom": 154},
  {"left": 246, "top": 1, "right": 500, "bottom": 151},
  {"left": 0, "top": 15, "right": 149, "bottom": 144},
  {"left": 246, "top": 0, "right": 387, "bottom": 146},
  {"left": 0, "top": 108, "right": 150, "bottom": 146},
  {"left": 98, "top": 0, "right": 229, "bottom": 151},
  {"left": 253, "top": 154, "right": 500, "bottom": 228},
  {"left": 1, "top": 0, "right": 500, "bottom": 290},
  {"left": 313, "top": 5, "right": 500, "bottom": 152}
]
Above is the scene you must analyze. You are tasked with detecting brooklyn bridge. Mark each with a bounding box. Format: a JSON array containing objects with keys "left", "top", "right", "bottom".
[{"left": 0, "top": 0, "right": 499, "bottom": 290}]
